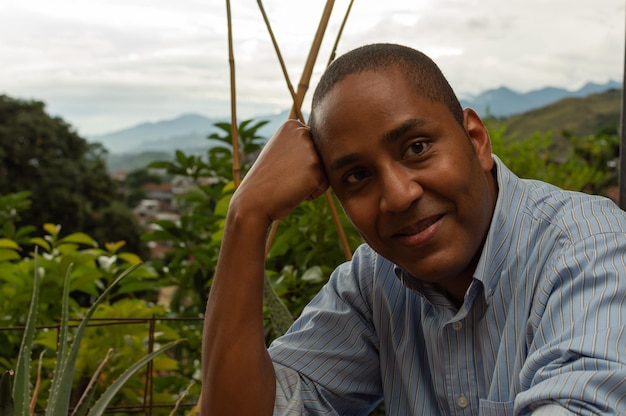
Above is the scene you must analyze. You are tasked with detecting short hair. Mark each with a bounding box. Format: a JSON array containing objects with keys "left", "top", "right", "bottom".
[{"left": 310, "top": 43, "right": 464, "bottom": 134}]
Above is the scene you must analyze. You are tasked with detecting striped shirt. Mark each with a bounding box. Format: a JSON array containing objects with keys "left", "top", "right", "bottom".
[{"left": 268, "top": 156, "right": 626, "bottom": 415}]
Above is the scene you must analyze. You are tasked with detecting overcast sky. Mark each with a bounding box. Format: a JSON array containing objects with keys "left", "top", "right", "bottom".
[{"left": 1, "top": 0, "right": 624, "bottom": 136}]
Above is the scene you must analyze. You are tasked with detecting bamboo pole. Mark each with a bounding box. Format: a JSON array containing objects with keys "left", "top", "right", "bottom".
[
  {"left": 326, "top": 0, "right": 354, "bottom": 66},
  {"left": 288, "top": 0, "right": 336, "bottom": 120},
  {"left": 257, "top": 0, "right": 304, "bottom": 123},
  {"left": 257, "top": 0, "right": 354, "bottom": 261},
  {"left": 226, "top": 0, "right": 242, "bottom": 188}
]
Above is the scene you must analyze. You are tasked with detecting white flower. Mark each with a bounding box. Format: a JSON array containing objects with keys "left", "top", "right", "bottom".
[{"left": 97, "top": 255, "right": 117, "bottom": 271}]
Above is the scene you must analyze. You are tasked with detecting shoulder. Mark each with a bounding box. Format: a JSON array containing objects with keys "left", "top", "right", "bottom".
[
  {"left": 523, "top": 180, "right": 626, "bottom": 239},
  {"left": 494, "top": 156, "right": 626, "bottom": 239},
  {"left": 331, "top": 243, "right": 403, "bottom": 300}
]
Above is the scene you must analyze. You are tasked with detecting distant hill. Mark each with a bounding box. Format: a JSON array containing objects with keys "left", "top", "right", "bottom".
[
  {"left": 489, "top": 88, "right": 622, "bottom": 141},
  {"left": 90, "top": 113, "right": 224, "bottom": 155},
  {"left": 91, "top": 81, "right": 622, "bottom": 172},
  {"left": 460, "top": 80, "right": 621, "bottom": 117},
  {"left": 89, "top": 110, "right": 294, "bottom": 155}
]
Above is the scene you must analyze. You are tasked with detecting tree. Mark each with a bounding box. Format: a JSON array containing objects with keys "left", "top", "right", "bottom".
[{"left": 0, "top": 95, "right": 146, "bottom": 256}]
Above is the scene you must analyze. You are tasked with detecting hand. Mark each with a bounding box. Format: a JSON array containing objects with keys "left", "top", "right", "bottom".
[{"left": 231, "top": 119, "right": 329, "bottom": 223}]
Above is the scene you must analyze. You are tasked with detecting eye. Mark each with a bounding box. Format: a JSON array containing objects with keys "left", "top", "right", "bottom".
[
  {"left": 403, "top": 140, "right": 428, "bottom": 159},
  {"left": 343, "top": 168, "right": 371, "bottom": 185}
]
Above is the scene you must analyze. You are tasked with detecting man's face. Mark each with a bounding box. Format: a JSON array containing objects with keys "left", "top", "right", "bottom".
[{"left": 314, "top": 67, "right": 497, "bottom": 298}]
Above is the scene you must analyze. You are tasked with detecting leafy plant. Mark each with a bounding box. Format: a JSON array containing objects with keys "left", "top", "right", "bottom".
[
  {"left": 489, "top": 126, "right": 618, "bottom": 194},
  {"left": 144, "top": 119, "right": 269, "bottom": 315},
  {"left": 0, "top": 192, "right": 35, "bottom": 245},
  {"left": 0, "top": 206, "right": 169, "bottom": 400},
  {"left": 0, "top": 257, "right": 183, "bottom": 416}
]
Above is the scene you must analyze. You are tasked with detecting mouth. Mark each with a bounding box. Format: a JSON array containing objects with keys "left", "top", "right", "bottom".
[{"left": 392, "top": 214, "right": 443, "bottom": 245}]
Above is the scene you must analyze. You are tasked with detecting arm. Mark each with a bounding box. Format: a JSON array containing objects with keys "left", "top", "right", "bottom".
[
  {"left": 517, "top": 231, "right": 626, "bottom": 414},
  {"left": 200, "top": 120, "right": 328, "bottom": 416}
]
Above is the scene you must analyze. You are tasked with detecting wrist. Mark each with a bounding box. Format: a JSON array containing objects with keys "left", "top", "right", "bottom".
[{"left": 225, "top": 199, "right": 273, "bottom": 237}]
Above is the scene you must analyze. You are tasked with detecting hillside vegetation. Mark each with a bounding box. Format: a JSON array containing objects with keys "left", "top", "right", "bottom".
[{"left": 488, "top": 88, "right": 621, "bottom": 141}]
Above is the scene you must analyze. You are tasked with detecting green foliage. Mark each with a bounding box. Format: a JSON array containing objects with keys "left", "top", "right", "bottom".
[
  {"left": 0, "top": 258, "right": 183, "bottom": 416},
  {"left": 145, "top": 119, "right": 269, "bottom": 315},
  {"left": 489, "top": 125, "right": 618, "bottom": 194},
  {"left": 0, "top": 194, "right": 194, "bottom": 413},
  {"left": 88, "top": 201, "right": 152, "bottom": 260},
  {"left": 0, "top": 94, "right": 145, "bottom": 255},
  {"left": 0, "top": 221, "right": 158, "bottom": 327},
  {"left": 0, "top": 192, "right": 35, "bottom": 245},
  {"left": 265, "top": 196, "right": 361, "bottom": 319},
  {"left": 207, "top": 119, "right": 268, "bottom": 176}
]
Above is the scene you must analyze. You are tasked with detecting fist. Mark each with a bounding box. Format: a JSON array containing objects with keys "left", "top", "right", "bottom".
[{"left": 232, "top": 120, "right": 329, "bottom": 223}]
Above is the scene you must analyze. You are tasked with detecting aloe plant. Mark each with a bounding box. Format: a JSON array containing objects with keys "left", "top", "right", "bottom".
[{"left": 1, "top": 256, "right": 183, "bottom": 416}]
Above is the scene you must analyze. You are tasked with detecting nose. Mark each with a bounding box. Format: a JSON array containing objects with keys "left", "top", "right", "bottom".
[{"left": 379, "top": 165, "right": 423, "bottom": 213}]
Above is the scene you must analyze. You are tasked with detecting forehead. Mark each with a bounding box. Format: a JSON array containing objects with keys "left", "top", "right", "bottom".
[
  {"left": 318, "top": 67, "right": 409, "bottom": 111},
  {"left": 312, "top": 68, "right": 445, "bottom": 149}
]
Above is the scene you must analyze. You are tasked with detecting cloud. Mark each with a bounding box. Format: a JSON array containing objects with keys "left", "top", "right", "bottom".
[{"left": 0, "top": 0, "right": 623, "bottom": 135}]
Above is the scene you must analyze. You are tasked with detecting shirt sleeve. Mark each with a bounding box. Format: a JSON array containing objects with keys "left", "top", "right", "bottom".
[
  {"left": 516, "top": 231, "right": 626, "bottom": 414},
  {"left": 272, "top": 362, "right": 310, "bottom": 416},
  {"left": 268, "top": 245, "right": 383, "bottom": 415},
  {"left": 531, "top": 405, "right": 574, "bottom": 416}
]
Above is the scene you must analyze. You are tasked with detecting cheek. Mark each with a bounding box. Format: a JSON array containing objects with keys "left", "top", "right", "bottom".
[
  {"left": 341, "top": 200, "right": 376, "bottom": 235},
  {"left": 438, "top": 156, "right": 483, "bottom": 198}
]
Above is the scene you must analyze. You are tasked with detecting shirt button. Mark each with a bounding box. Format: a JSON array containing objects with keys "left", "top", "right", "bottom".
[
  {"left": 452, "top": 321, "right": 463, "bottom": 331},
  {"left": 457, "top": 395, "right": 468, "bottom": 408}
]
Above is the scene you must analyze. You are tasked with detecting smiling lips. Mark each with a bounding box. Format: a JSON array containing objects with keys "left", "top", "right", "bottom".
[{"left": 392, "top": 215, "right": 443, "bottom": 245}]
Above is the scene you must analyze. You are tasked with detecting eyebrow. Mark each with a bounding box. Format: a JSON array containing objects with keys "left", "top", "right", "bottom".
[
  {"left": 382, "top": 118, "right": 428, "bottom": 144},
  {"left": 330, "top": 153, "right": 361, "bottom": 172},
  {"left": 329, "top": 118, "right": 429, "bottom": 172}
]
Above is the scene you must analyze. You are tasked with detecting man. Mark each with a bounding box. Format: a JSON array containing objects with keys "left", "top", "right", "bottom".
[{"left": 202, "top": 43, "right": 626, "bottom": 415}]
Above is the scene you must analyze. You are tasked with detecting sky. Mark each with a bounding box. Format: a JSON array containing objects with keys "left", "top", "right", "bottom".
[{"left": 1, "top": 0, "right": 624, "bottom": 137}]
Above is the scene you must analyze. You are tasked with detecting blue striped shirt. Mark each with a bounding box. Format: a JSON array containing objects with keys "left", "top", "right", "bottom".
[{"left": 268, "top": 156, "right": 626, "bottom": 415}]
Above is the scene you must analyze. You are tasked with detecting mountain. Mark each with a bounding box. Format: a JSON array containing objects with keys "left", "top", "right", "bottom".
[
  {"left": 461, "top": 80, "right": 621, "bottom": 117},
  {"left": 489, "top": 88, "right": 622, "bottom": 141},
  {"left": 89, "top": 110, "right": 296, "bottom": 155},
  {"left": 89, "top": 113, "right": 224, "bottom": 154}
]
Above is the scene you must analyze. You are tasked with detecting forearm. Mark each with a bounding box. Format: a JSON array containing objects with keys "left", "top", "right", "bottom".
[
  {"left": 201, "top": 209, "right": 276, "bottom": 416},
  {"left": 200, "top": 119, "right": 327, "bottom": 415}
]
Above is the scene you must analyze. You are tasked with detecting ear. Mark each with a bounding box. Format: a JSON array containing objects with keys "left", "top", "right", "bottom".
[{"left": 463, "top": 108, "right": 493, "bottom": 172}]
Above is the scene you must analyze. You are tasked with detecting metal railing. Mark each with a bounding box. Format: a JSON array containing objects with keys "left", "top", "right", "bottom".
[{"left": 0, "top": 316, "right": 203, "bottom": 415}]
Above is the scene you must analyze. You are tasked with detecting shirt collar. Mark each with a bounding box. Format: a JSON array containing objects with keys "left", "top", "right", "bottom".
[{"left": 473, "top": 155, "right": 527, "bottom": 298}]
